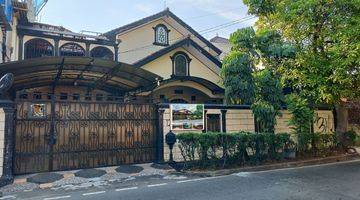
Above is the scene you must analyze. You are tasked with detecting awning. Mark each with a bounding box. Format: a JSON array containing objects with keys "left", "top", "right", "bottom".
[
  {"left": 159, "top": 76, "right": 225, "bottom": 94},
  {"left": 0, "top": 56, "right": 162, "bottom": 94}
]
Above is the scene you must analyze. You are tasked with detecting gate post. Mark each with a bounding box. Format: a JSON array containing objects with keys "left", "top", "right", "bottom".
[
  {"left": 0, "top": 73, "right": 15, "bottom": 187},
  {"left": 155, "top": 107, "right": 165, "bottom": 163},
  {"left": 0, "top": 100, "right": 15, "bottom": 187}
]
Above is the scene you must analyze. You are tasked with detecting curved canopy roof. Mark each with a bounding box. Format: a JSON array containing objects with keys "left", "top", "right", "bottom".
[
  {"left": 151, "top": 76, "right": 224, "bottom": 95},
  {"left": 0, "top": 57, "right": 162, "bottom": 94}
]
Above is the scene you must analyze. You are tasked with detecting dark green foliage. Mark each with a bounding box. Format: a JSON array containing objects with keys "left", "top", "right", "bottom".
[
  {"left": 336, "top": 130, "right": 358, "bottom": 150},
  {"left": 243, "top": 0, "right": 360, "bottom": 105},
  {"left": 177, "top": 132, "right": 294, "bottom": 167},
  {"left": 177, "top": 131, "right": 354, "bottom": 169},
  {"left": 251, "top": 100, "right": 277, "bottom": 133},
  {"left": 254, "top": 69, "right": 283, "bottom": 111},
  {"left": 221, "top": 51, "right": 256, "bottom": 105},
  {"left": 286, "top": 94, "right": 314, "bottom": 134},
  {"left": 176, "top": 132, "right": 198, "bottom": 162}
]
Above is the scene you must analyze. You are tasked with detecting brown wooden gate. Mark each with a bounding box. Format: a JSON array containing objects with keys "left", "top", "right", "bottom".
[{"left": 14, "top": 95, "right": 158, "bottom": 174}]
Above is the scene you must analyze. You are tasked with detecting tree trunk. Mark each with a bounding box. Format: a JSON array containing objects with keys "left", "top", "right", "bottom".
[{"left": 335, "top": 104, "right": 348, "bottom": 133}]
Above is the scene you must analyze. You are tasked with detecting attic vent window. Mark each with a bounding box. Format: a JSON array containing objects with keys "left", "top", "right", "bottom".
[
  {"left": 154, "top": 24, "right": 170, "bottom": 46},
  {"left": 171, "top": 51, "right": 191, "bottom": 76}
]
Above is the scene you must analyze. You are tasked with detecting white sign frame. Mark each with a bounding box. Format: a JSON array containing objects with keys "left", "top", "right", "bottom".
[{"left": 170, "top": 104, "right": 205, "bottom": 131}]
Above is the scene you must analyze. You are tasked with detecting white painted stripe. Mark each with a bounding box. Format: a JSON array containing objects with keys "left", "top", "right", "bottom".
[
  {"left": 147, "top": 183, "right": 168, "bottom": 187},
  {"left": 248, "top": 159, "right": 360, "bottom": 174},
  {"left": 43, "top": 196, "right": 71, "bottom": 200},
  {"left": 82, "top": 191, "right": 106, "bottom": 196},
  {"left": 177, "top": 176, "right": 219, "bottom": 183},
  {"left": 115, "top": 187, "right": 138, "bottom": 192},
  {"left": 0, "top": 196, "right": 16, "bottom": 200}
]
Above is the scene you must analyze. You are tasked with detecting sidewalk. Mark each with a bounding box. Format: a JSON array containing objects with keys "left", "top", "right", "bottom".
[{"left": 0, "top": 163, "right": 175, "bottom": 195}]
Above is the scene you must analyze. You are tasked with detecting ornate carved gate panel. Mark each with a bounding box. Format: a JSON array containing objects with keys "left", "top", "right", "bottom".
[{"left": 14, "top": 97, "right": 157, "bottom": 174}]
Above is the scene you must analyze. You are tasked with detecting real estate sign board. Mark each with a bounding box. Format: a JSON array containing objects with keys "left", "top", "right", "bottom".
[{"left": 170, "top": 104, "right": 204, "bottom": 130}]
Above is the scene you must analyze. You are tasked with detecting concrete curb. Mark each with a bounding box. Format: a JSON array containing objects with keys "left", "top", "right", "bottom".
[{"left": 178, "top": 154, "right": 360, "bottom": 177}]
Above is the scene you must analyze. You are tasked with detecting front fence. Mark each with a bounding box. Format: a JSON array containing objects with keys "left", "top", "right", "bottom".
[{"left": 14, "top": 96, "right": 158, "bottom": 174}]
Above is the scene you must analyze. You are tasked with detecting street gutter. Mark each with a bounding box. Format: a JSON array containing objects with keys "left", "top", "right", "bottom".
[{"left": 175, "top": 153, "right": 360, "bottom": 177}]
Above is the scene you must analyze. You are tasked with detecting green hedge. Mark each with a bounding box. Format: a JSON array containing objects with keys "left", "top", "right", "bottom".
[{"left": 176, "top": 131, "right": 356, "bottom": 168}]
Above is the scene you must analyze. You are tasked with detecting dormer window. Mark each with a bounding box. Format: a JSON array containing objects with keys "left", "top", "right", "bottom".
[
  {"left": 171, "top": 51, "right": 191, "bottom": 76},
  {"left": 154, "top": 24, "right": 169, "bottom": 46}
]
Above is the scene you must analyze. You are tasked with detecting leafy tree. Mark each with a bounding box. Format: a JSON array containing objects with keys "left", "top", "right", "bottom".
[
  {"left": 254, "top": 69, "right": 283, "bottom": 111},
  {"left": 286, "top": 94, "right": 314, "bottom": 134},
  {"left": 251, "top": 100, "right": 277, "bottom": 133},
  {"left": 252, "top": 69, "right": 284, "bottom": 133},
  {"left": 221, "top": 51, "right": 255, "bottom": 105},
  {"left": 224, "top": 27, "right": 286, "bottom": 133},
  {"left": 243, "top": 0, "right": 360, "bottom": 105}
]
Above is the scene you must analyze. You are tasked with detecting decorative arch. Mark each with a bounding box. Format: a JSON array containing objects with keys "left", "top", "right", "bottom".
[
  {"left": 90, "top": 46, "right": 114, "bottom": 60},
  {"left": 171, "top": 51, "right": 191, "bottom": 76},
  {"left": 60, "top": 43, "right": 85, "bottom": 57},
  {"left": 153, "top": 24, "right": 170, "bottom": 46},
  {"left": 24, "top": 38, "right": 54, "bottom": 59},
  {"left": 170, "top": 99, "right": 188, "bottom": 103}
]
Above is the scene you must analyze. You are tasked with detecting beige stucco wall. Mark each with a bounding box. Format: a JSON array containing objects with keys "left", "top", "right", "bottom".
[
  {"left": 117, "top": 19, "right": 185, "bottom": 64},
  {"left": 0, "top": 108, "right": 5, "bottom": 177},
  {"left": 141, "top": 47, "right": 221, "bottom": 86},
  {"left": 226, "top": 109, "right": 255, "bottom": 132},
  {"left": 275, "top": 110, "right": 335, "bottom": 133}
]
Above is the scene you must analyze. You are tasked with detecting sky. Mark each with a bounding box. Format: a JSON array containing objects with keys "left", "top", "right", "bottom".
[{"left": 38, "top": 0, "right": 257, "bottom": 39}]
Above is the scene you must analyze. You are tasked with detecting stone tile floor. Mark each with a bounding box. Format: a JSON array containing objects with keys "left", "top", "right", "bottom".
[{"left": 0, "top": 163, "right": 175, "bottom": 195}]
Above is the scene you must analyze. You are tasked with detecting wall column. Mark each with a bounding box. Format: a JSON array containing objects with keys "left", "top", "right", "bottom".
[
  {"left": 114, "top": 45, "right": 119, "bottom": 62},
  {"left": 85, "top": 43, "right": 90, "bottom": 57},
  {"left": 54, "top": 38, "right": 60, "bottom": 56},
  {"left": 0, "top": 100, "right": 15, "bottom": 187},
  {"left": 18, "top": 34, "right": 24, "bottom": 60},
  {"left": 202, "top": 110, "right": 208, "bottom": 133},
  {"left": 221, "top": 109, "right": 227, "bottom": 133},
  {"left": 156, "top": 108, "right": 165, "bottom": 163}
]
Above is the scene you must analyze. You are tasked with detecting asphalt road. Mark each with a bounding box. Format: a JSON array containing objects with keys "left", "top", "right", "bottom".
[{"left": 5, "top": 160, "right": 360, "bottom": 200}]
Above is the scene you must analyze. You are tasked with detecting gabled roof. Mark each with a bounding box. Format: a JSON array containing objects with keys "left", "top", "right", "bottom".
[
  {"left": 104, "top": 9, "right": 222, "bottom": 55},
  {"left": 210, "top": 36, "right": 229, "bottom": 44},
  {"left": 133, "top": 37, "right": 222, "bottom": 68}
]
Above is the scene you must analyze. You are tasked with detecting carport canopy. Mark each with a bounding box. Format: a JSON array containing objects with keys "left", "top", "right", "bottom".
[{"left": 0, "top": 57, "right": 162, "bottom": 94}]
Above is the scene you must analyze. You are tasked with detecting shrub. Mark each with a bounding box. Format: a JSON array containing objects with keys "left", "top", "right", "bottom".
[
  {"left": 176, "top": 132, "right": 198, "bottom": 162},
  {"left": 177, "top": 132, "right": 295, "bottom": 167},
  {"left": 251, "top": 100, "right": 278, "bottom": 133},
  {"left": 176, "top": 131, "right": 352, "bottom": 169},
  {"left": 336, "top": 130, "right": 357, "bottom": 150},
  {"left": 286, "top": 94, "right": 314, "bottom": 134}
]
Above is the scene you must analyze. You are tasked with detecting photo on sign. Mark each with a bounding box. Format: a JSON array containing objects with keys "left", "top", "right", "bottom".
[
  {"left": 170, "top": 104, "right": 204, "bottom": 130},
  {"left": 29, "top": 103, "right": 46, "bottom": 118}
]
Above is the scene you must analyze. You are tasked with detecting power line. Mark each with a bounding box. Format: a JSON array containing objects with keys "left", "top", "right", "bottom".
[
  {"left": 183, "top": 7, "right": 246, "bottom": 20},
  {"left": 200, "top": 16, "right": 256, "bottom": 35},
  {"left": 198, "top": 16, "right": 255, "bottom": 34}
]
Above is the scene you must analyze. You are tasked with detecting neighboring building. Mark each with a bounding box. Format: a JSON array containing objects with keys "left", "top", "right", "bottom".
[{"left": 210, "top": 35, "right": 231, "bottom": 60}]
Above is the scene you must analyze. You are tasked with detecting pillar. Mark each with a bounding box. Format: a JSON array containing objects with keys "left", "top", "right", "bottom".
[
  {"left": 0, "top": 100, "right": 15, "bottom": 187},
  {"left": 221, "top": 109, "right": 227, "bottom": 133},
  {"left": 156, "top": 108, "right": 165, "bottom": 163}
]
